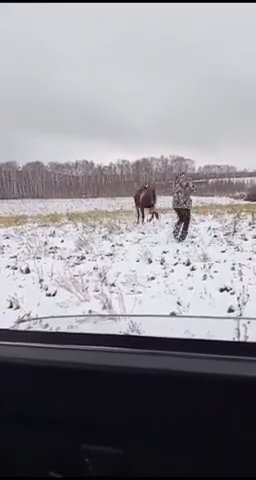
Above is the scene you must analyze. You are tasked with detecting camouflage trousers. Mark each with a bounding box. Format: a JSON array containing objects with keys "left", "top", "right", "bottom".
[{"left": 173, "top": 208, "right": 191, "bottom": 242}]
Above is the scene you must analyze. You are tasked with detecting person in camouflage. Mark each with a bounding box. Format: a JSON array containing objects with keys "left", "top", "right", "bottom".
[{"left": 172, "top": 172, "right": 196, "bottom": 242}]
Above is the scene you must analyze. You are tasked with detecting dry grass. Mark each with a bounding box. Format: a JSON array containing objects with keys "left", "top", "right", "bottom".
[
  {"left": 55, "top": 272, "right": 91, "bottom": 303},
  {"left": 192, "top": 203, "right": 256, "bottom": 215},
  {"left": 0, "top": 202, "right": 256, "bottom": 227},
  {"left": 0, "top": 215, "right": 28, "bottom": 227}
]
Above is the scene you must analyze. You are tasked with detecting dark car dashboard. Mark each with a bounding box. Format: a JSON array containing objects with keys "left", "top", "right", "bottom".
[{"left": 0, "top": 326, "right": 256, "bottom": 477}]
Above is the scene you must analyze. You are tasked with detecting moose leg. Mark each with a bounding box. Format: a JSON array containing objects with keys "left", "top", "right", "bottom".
[
  {"left": 136, "top": 206, "right": 140, "bottom": 224},
  {"left": 140, "top": 207, "right": 145, "bottom": 224},
  {"left": 148, "top": 206, "right": 159, "bottom": 221},
  {"left": 148, "top": 211, "right": 154, "bottom": 222},
  {"left": 147, "top": 206, "right": 153, "bottom": 222}
]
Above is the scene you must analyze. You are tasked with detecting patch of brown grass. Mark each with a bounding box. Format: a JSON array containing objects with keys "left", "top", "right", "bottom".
[{"left": 0, "top": 202, "right": 255, "bottom": 227}]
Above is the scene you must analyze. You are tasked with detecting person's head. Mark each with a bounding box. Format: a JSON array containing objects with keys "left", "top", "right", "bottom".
[{"left": 178, "top": 172, "right": 185, "bottom": 183}]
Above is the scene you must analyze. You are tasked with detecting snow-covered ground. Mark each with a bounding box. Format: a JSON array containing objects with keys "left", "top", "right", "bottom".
[
  {"left": 0, "top": 196, "right": 256, "bottom": 341},
  {"left": 0, "top": 195, "right": 243, "bottom": 216}
]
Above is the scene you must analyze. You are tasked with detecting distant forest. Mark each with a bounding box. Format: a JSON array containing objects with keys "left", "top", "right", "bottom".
[{"left": 0, "top": 156, "right": 255, "bottom": 199}]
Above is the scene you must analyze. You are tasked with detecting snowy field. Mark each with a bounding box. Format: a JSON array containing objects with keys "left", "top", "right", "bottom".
[
  {"left": 1, "top": 196, "right": 256, "bottom": 341},
  {"left": 0, "top": 195, "right": 243, "bottom": 216}
]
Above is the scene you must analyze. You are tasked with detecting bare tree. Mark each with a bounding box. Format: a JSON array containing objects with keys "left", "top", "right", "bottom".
[{"left": 0, "top": 156, "right": 254, "bottom": 199}]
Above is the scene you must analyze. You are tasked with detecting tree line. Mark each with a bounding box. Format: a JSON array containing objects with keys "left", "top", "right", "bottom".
[{"left": 0, "top": 156, "right": 255, "bottom": 199}]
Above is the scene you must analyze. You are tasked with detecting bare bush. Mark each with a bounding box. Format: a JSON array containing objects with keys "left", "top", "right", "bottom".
[
  {"left": 11, "top": 306, "right": 34, "bottom": 329},
  {"left": 95, "top": 267, "right": 138, "bottom": 323},
  {"left": 75, "top": 230, "right": 95, "bottom": 252},
  {"left": 121, "top": 319, "right": 144, "bottom": 335},
  {"left": 55, "top": 271, "right": 91, "bottom": 303},
  {"left": 232, "top": 213, "right": 241, "bottom": 235},
  {"left": 97, "top": 265, "right": 111, "bottom": 286},
  {"left": 237, "top": 285, "right": 250, "bottom": 317},
  {"left": 25, "top": 236, "right": 49, "bottom": 258},
  {"left": 100, "top": 284, "right": 117, "bottom": 315},
  {"left": 234, "top": 263, "right": 250, "bottom": 341}
]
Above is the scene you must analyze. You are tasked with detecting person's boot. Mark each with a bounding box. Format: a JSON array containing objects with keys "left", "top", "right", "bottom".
[
  {"left": 173, "top": 221, "right": 182, "bottom": 240},
  {"left": 178, "top": 225, "right": 189, "bottom": 242}
]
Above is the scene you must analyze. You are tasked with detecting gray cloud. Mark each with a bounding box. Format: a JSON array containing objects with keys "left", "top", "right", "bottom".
[{"left": 1, "top": 3, "right": 256, "bottom": 167}]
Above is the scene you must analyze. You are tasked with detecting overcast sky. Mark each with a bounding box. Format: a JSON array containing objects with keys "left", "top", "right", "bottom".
[{"left": 1, "top": 3, "right": 256, "bottom": 168}]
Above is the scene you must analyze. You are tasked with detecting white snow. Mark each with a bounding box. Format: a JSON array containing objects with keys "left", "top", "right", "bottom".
[
  {"left": 1, "top": 196, "right": 256, "bottom": 341},
  {"left": 0, "top": 195, "right": 244, "bottom": 216}
]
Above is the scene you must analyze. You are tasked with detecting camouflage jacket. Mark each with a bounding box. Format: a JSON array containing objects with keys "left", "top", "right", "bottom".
[{"left": 172, "top": 175, "right": 196, "bottom": 209}]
